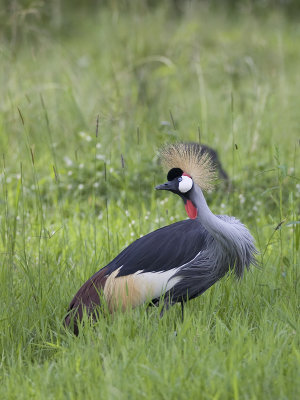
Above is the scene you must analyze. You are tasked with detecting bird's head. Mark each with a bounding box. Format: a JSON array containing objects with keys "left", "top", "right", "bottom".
[
  {"left": 156, "top": 142, "right": 215, "bottom": 219},
  {"left": 156, "top": 167, "right": 197, "bottom": 219}
]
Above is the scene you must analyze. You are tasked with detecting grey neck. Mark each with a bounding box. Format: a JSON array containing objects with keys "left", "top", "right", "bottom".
[
  {"left": 188, "top": 183, "right": 256, "bottom": 278},
  {"left": 189, "top": 184, "right": 236, "bottom": 248}
]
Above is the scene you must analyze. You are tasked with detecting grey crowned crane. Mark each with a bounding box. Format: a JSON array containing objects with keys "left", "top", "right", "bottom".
[{"left": 65, "top": 143, "right": 257, "bottom": 335}]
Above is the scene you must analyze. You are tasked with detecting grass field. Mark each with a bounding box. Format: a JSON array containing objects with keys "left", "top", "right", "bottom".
[{"left": 0, "top": 1, "right": 299, "bottom": 399}]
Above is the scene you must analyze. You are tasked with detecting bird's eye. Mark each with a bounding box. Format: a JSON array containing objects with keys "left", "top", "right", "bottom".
[{"left": 178, "top": 177, "right": 182, "bottom": 182}]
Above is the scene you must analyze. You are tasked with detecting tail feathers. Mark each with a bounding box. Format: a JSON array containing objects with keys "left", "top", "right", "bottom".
[{"left": 64, "top": 267, "right": 108, "bottom": 335}]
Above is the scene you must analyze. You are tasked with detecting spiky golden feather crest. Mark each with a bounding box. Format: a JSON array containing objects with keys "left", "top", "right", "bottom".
[{"left": 160, "top": 142, "right": 215, "bottom": 191}]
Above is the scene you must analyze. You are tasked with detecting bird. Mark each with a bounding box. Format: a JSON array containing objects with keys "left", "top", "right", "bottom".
[{"left": 65, "top": 142, "right": 257, "bottom": 335}]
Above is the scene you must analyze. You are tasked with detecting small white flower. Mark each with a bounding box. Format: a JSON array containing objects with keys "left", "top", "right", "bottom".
[
  {"left": 68, "top": 171, "right": 73, "bottom": 176},
  {"left": 131, "top": 220, "right": 135, "bottom": 225},
  {"left": 130, "top": 232, "right": 134, "bottom": 237},
  {"left": 79, "top": 163, "right": 84, "bottom": 169},
  {"left": 239, "top": 194, "right": 245, "bottom": 204},
  {"left": 77, "top": 56, "right": 90, "bottom": 68},
  {"left": 221, "top": 203, "right": 226, "bottom": 209},
  {"left": 64, "top": 156, "right": 73, "bottom": 167},
  {"left": 93, "top": 182, "right": 99, "bottom": 188},
  {"left": 170, "top": 216, "right": 174, "bottom": 221},
  {"left": 6, "top": 177, "right": 11, "bottom": 183},
  {"left": 125, "top": 210, "right": 130, "bottom": 217},
  {"left": 67, "top": 184, "right": 72, "bottom": 190},
  {"left": 85, "top": 135, "right": 92, "bottom": 142},
  {"left": 98, "top": 213, "right": 103, "bottom": 220},
  {"left": 78, "top": 184, "right": 84, "bottom": 190},
  {"left": 96, "top": 154, "right": 105, "bottom": 161},
  {"left": 96, "top": 143, "right": 101, "bottom": 149},
  {"left": 145, "top": 215, "right": 149, "bottom": 220}
]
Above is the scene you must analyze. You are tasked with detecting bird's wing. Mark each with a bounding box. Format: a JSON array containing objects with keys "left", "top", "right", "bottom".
[
  {"left": 105, "top": 219, "right": 208, "bottom": 277},
  {"left": 65, "top": 219, "right": 209, "bottom": 333}
]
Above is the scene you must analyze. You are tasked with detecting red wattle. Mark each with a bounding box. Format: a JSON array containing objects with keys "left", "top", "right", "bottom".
[{"left": 185, "top": 200, "right": 198, "bottom": 219}]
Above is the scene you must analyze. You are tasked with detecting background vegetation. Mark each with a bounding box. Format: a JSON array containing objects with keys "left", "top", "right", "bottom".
[{"left": 0, "top": 1, "right": 299, "bottom": 399}]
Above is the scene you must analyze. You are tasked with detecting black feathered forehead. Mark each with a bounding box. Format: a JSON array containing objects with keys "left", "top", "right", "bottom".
[{"left": 167, "top": 168, "right": 183, "bottom": 181}]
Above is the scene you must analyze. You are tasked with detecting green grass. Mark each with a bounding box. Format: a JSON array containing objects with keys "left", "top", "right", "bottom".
[{"left": 0, "top": 2, "right": 299, "bottom": 399}]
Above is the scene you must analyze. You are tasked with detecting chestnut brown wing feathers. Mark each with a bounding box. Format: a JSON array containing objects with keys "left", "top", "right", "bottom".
[{"left": 64, "top": 267, "right": 108, "bottom": 335}]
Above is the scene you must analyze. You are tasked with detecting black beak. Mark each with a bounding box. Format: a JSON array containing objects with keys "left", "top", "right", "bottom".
[{"left": 155, "top": 180, "right": 177, "bottom": 191}]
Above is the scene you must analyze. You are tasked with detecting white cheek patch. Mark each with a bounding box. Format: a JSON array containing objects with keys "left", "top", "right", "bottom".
[{"left": 179, "top": 175, "right": 193, "bottom": 193}]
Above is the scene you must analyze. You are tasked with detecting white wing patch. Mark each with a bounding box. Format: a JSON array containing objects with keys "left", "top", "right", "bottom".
[
  {"left": 135, "top": 268, "right": 182, "bottom": 299},
  {"left": 103, "top": 267, "right": 181, "bottom": 311}
]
